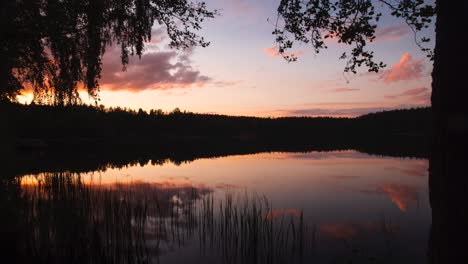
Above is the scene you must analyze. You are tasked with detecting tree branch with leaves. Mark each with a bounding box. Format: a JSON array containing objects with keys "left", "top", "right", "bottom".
[
  {"left": 0, "top": 0, "right": 217, "bottom": 105},
  {"left": 273, "top": 0, "right": 435, "bottom": 73}
]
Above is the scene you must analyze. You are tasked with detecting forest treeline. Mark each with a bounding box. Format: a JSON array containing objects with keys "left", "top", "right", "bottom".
[
  {"left": 0, "top": 102, "right": 431, "bottom": 177},
  {"left": 1, "top": 101, "right": 431, "bottom": 148}
]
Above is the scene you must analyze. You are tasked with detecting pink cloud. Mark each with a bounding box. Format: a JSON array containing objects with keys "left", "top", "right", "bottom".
[
  {"left": 96, "top": 26, "right": 240, "bottom": 92},
  {"left": 263, "top": 46, "right": 304, "bottom": 59},
  {"left": 332, "top": 87, "right": 360, "bottom": 92},
  {"left": 380, "top": 52, "right": 425, "bottom": 83},
  {"left": 385, "top": 87, "right": 430, "bottom": 105},
  {"left": 376, "top": 24, "right": 410, "bottom": 41},
  {"left": 211, "top": 80, "right": 243, "bottom": 88},
  {"left": 277, "top": 106, "right": 397, "bottom": 117},
  {"left": 99, "top": 45, "right": 211, "bottom": 91},
  {"left": 267, "top": 100, "right": 430, "bottom": 118}
]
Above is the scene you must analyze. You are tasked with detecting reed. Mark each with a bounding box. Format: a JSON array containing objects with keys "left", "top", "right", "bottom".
[
  {"left": 19, "top": 172, "right": 205, "bottom": 263},
  {"left": 197, "top": 192, "right": 315, "bottom": 264},
  {"left": 13, "top": 172, "right": 315, "bottom": 263}
]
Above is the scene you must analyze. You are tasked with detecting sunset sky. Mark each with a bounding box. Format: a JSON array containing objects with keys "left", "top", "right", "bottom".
[{"left": 21, "top": 0, "right": 435, "bottom": 117}]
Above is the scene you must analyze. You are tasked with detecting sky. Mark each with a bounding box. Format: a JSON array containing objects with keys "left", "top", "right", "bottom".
[{"left": 21, "top": 0, "right": 435, "bottom": 117}]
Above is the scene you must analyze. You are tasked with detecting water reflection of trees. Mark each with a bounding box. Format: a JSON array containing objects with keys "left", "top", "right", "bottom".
[{"left": 3, "top": 136, "right": 429, "bottom": 179}]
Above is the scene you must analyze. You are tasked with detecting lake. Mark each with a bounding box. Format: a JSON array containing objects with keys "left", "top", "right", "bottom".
[{"left": 8, "top": 150, "right": 430, "bottom": 263}]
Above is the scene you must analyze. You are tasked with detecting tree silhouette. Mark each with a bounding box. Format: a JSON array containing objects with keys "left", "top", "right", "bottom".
[
  {"left": 274, "top": 1, "right": 468, "bottom": 261},
  {"left": 0, "top": 0, "right": 216, "bottom": 105},
  {"left": 273, "top": 0, "right": 434, "bottom": 71},
  {"left": 272, "top": 0, "right": 468, "bottom": 147}
]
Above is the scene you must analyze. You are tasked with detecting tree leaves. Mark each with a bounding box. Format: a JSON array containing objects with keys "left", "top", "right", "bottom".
[
  {"left": 0, "top": 0, "right": 217, "bottom": 105},
  {"left": 273, "top": 0, "right": 435, "bottom": 73}
]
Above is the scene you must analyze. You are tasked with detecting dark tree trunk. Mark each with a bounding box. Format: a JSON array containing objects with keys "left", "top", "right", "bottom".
[{"left": 429, "top": 0, "right": 468, "bottom": 263}]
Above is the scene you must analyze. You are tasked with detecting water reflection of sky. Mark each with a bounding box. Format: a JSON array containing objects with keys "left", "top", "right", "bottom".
[
  {"left": 69, "top": 150, "right": 428, "bottom": 213},
  {"left": 21, "top": 150, "right": 430, "bottom": 262}
]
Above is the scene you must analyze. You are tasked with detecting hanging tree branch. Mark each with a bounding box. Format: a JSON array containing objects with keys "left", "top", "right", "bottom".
[{"left": 0, "top": 0, "right": 217, "bottom": 105}]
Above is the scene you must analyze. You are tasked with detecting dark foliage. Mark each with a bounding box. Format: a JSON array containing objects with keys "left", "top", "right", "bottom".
[
  {"left": 0, "top": 0, "right": 216, "bottom": 104},
  {"left": 273, "top": 0, "right": 435, "bottom": 72},
  {"left": 2, "top": 102, "right": 430, "bottom": 144}
]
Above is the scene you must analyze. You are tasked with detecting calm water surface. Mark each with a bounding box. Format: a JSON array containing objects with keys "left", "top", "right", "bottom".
[{"left": 18, "top": 150, "right": 430, "bottom": 263}]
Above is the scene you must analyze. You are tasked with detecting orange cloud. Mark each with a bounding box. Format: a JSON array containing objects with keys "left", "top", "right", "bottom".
[
  {"left": 378, "top": 184, "right": 419, "bottom": 212},
  {"left": 380, "top": 53, "right": 425, "bottom": 83},
  {"left": 263, "top": 46, "right": 304, "bottom": 59}
]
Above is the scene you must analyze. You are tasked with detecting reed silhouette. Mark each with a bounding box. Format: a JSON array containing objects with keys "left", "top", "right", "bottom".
[
  {"left": 1, "top": 172, "right": 209, "bottom": 263},
  {"left": 0, "top": 172, "right": 318, "bottom": 264},
  {"left": 197, "top": 193, "right": 313, "bottom": 264}
]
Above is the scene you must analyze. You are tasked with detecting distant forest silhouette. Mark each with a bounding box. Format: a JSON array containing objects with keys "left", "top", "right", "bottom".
[
  {"left": 1, "top": 101, "right": 431, "bottom": 177},
  {"left": 2, "top": 101, "right": 431, "bottom": 145}
]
